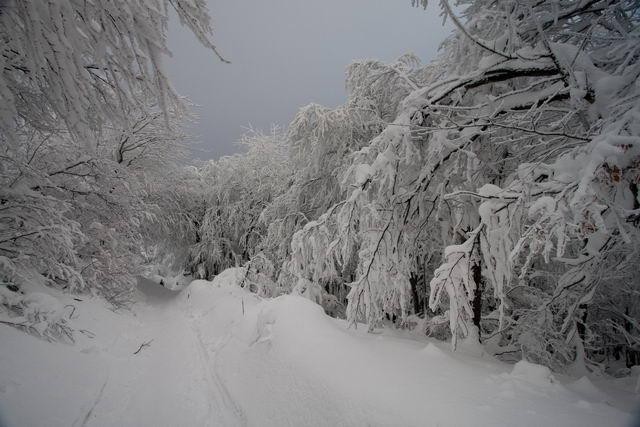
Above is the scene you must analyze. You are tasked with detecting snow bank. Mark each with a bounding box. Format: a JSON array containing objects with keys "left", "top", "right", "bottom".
[{"left": 187, "top": 270, "right": 634, "bottom": 426}]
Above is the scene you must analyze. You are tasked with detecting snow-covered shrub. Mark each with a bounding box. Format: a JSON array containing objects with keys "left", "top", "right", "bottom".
[
  {"left": 0, "top": 288, "right": 73, "bottom": 343},
  {"left": 241, "top": 253, "right": 283, "bottom": 298}
]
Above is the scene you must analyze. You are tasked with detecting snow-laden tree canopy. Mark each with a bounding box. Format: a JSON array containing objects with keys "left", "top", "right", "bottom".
[
  {"left": 0, "top": 0, "right": 223, "bottom": 304},
  {"left": 0, "top": 0, "right": 224, "bottom": 147},
  {"left": 282, "top": 0, "right": 640, "bottom": 371}
]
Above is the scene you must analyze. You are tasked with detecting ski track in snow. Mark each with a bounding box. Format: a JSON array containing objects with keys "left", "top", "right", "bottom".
[
  {"left": 74, "top": 375, "right": 109, "bottom": 427},
  {"left": 187, "top": 308, "right": 246, "bottom": 426}
]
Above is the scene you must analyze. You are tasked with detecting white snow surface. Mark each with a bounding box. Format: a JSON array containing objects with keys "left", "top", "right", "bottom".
[{"left": 0, "top": 269, "right": 637, "bottom": 426}]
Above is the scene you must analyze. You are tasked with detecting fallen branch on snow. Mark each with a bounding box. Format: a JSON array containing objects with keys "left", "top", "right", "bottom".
[{"left": 133, "top": 339, "right": 153, "bottom": 355}]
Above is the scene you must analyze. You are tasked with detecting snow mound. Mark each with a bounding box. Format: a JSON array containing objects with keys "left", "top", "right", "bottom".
[
  {"left": 142, "top": 263, "right": 193, "bottom": 290},
  {"left": 510, "top": 360, "right": 555, "bottom": 385},
  {"left": 421, "top": 342, "right": 447, "bottom": 357},
  {"left": 211, "top": 267, "right": 246, "bottom": 287},
  {"left": 568, "top": 377, "right": 609, "bottom": 402}
]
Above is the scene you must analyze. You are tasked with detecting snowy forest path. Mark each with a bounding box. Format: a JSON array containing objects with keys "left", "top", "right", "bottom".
[
  {"left": 76, "top": 278, "right": 246, "bottom": 427},
  {"left": 86, "top": 278, "right": 638, "bottom": 427},
  {"left": 1, "top": 274, "right": 635, "bottom": 427},
  {"left": 185, "top": 294, "right": 247, "bottom": 426}
]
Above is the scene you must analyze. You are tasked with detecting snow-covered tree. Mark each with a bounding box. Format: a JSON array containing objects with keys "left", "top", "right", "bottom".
[
  {"left": 290, "top": 0, "right": 640, "bottom": 370},
  {"left": 262, "top": 56, "right": 438, "bottom": 315},
  {"left": 0, "top": 0, "right": 223, "bottom": 308},
  {"left": 188, "top": 129, "right": 290, "bottom": 279},
  {"left": 2, "top": 101, "right": 191, "bottom": 304},
  {"left": 1, "top": 0, "right": 224, "bottom": 148},
  {"left": 143, "top": 164, "right": 207, "bottom": 275}
]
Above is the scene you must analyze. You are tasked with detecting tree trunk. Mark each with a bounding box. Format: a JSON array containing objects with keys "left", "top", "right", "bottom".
[
  {"left": 409, "top": 273, "right": 421, "bottom": 315},
  {"left": 471, "top": 258, "right": 482, "bottom": 341}
]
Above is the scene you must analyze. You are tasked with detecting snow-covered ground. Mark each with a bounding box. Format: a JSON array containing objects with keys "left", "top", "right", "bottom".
[{"left": 1, "top": 269, "right": 638, "bottom": 426}]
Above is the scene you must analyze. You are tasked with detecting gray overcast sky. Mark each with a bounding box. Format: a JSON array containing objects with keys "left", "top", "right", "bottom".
[{"left": 166, "top": 1, "right": 451, "bottom": 160}]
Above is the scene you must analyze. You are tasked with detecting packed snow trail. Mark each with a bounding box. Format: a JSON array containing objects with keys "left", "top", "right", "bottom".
[
  {"left": 0, "top": 278, "right": 243, "bottom": 427},
  {"left": 0, "top": 270, "right": 637, "bottom": 426}
]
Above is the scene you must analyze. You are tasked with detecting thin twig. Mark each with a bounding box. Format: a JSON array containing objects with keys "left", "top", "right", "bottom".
[{"left": 133, "top": 339, "right": 153, "bottom": 355}]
